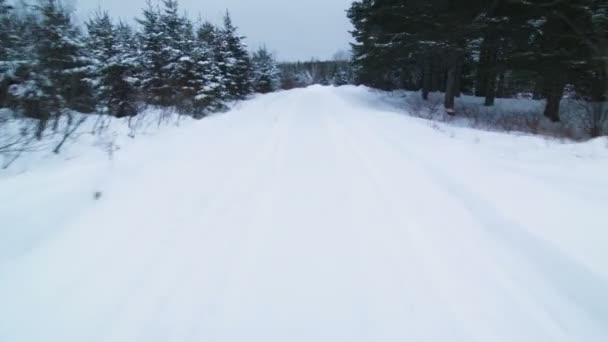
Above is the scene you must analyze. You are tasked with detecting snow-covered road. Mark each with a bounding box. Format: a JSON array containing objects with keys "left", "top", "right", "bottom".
[{"left": 1, "top": 86, "right": 608, "bottom": 342}]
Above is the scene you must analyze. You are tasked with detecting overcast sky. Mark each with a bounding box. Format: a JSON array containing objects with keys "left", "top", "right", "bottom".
[{"left": 72, "top": 0, "right": 354, "bottom": 61}]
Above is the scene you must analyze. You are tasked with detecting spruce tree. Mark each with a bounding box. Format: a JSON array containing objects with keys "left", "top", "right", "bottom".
[
  {"left": 332, "top": 67, "right": 350, "bottom": 87},
  {"left": 86, "top": 12, "right": 138, "bottom": 117},
  {"left": 221, "top": 12, "right": 252, "bottom": 99},
  {"left": 8, "top": 0, "right": 94, "bottom": 135},
  {"left": 160, "top": 0, "right": 189, "bottom": 106},
  {"left": 137, "top": 1, "right": 169, "bottom": 105},
  {"left": 252, "top": 46, "right": 280, "bottom": 94},
  {"left": 194, "top": 23, "right": 227, "bottom": 114},
  {"left": 0, "top": 0, "right": 14, "bottom": 107},
  {"left": 202, "top": 21, "right": 233, "bottom": 100},
  {"left": 37, "top": 0, "right": 95, "bottom": 114}
]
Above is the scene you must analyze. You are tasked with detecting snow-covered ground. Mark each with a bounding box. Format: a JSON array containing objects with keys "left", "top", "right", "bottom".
[{"left": 1, "top": 85, "right": 607, "bottom": 342}]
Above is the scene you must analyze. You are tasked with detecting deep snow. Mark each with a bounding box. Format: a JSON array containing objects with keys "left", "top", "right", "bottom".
[{"left": 1, "top": 85, "right": 607, "bottom": 342}]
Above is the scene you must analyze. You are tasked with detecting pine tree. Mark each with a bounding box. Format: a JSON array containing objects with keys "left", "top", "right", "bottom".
[
  {"left": 252, "top": 46, "right": 280, "bottom": 94},
  {"left": 0, "top": 0, "right": 15, "bottom": 107},
  {"left": 37, "top": 0, "right": 95, "bottom": 114},
  {"left": 5, "top": 3, "right": 51, "bottom": 124},
  {"left": 201, "top": 21, "right": 232, "bottom": 100},
  {"left": 221, "top": 12, "right": 252, "bottom": 99},
  {"left": 0, "top": 0, "right": 13, "bottom": 60},
  {"left": 348, "top": 0, "right": 606, "bottom": 126},
  {"left": 514, "top": 0, "right": 599, "bottom": 122},
  {"left": 160, "top": 0, "right": 191, "bottom": 107},
  {"left": 332, "top": 67, "right": 350, "bottom": 86},
  {"left": 86, "top": 12, "right": 138, "bottom": 117},
  {"left": 7, "top": 0, "right": 94, "bottom": 134},
  {"left": 194, "top": 23, "right": 227, "bottom": 114},
  {"left": 137, "top": 1, "right": 169, "bottom": 105}
]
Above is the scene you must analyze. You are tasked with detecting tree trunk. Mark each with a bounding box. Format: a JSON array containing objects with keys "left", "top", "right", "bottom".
[
  {"left": 496, "top": 70, "right": 506, "bottom": 98},
  {"left": 590, "top": 102, "right": 604, "bottom": 138},
  {"left": 445, "top": 68, "right": 457, "bottom": 115},
  {"left": 432, "top": 65, "right": 442, "bottom": 92},
  {"left": 590, "top": 67, "right": 607, "bottom": 137},
  {"left": 444, "top": 50, "right": 464, "bottom": 116},
  {"left": 454, "top": 68, "right": 462, "bottom": 98},
  {"left": 475, "top": 38, "right": 489, "bottom": 97},
  {"left": 532, "top": 79, "right": 544, "bottom": 100},
  {"left": 543, "top": 95, "right": 561, "bottom": 122},
  {"left": 485, "top": 75, "right": 497, "bottom": 106},
  {"left": 483, "top": 35, "right": 499, "bottom": 106},
  {"left": 422, "top": 59, "right": 431, "bottom": 100},
  {"left": 543, "top": 75, "right": 565, "bottom": 122}
]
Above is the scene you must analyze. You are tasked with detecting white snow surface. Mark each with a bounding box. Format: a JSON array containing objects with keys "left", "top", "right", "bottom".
[{"left": 1, "top": 85, "right": 608, "bottom": 342}]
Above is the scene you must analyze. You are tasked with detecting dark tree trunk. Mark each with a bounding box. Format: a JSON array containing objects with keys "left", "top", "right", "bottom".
[
  {"left": 445, "top": 68, "right": 457, "bottom": 115},
  {"left": 475, "top": 38, "right": 489, "bottom": 97},
  {"left": 532, "top": 79, "right": 544, "bottom": 100},
  {"left": 483, "top": 35, "right": 499, "bottom": 106},
  {"left": 590, "top": 67, "right": 607, "bottom": 137},
  {"left": 590, "top": 102, "right": 604, "bottom": 138},
  {"left": 432, "top": 65, "right": 443, "bottom": 92},
  {"left": 445, "top": 69, "right": 456, "bottom": 115},
  {"left": 454, "top": 68, "right": 462, "bottom": 98},
  {"left": 496, "top": 70, "right": 506, "bottom": 98},
  {"left": 444, "top": 51, "right": 464, "bottom": 116},
  {"left": 485, "top": 75, "right": 497, "bottom": 106},
  {"left": 543, "top": 95, "right": 561, "bottom": 122},
  {"left": 422, "top": 59, "right": 431, "bottom": 100},
  {"left": 543, "top": 75, "right": 565, "bottom": 122}
]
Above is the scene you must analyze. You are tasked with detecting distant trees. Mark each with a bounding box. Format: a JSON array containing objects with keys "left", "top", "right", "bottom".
[
  {"left": 279, "top": 59, "right": 353, "bottom": 90},
  {"left": 348, "top": 0, "right": 608, "bottom": 127}
]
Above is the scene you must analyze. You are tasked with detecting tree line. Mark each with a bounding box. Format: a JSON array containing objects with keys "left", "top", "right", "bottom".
[
  {"left": 348, "top": 0, "right": 608, "bottom": 136},
  {"left": 279, "top": 59, "right": 354, "bottom": 90},
  {"left": 0, "top": 0, "right": 282, "bottom": 138}
]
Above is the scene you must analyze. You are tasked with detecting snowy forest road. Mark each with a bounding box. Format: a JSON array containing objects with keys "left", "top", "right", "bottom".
[{"left": 1, "top": 86, "right": 608, "bottom": 342}]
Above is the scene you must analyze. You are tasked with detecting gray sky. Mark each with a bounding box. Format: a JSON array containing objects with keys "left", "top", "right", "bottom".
[{"left": 73, "top": 0, "right": 354, "bottom": 61}]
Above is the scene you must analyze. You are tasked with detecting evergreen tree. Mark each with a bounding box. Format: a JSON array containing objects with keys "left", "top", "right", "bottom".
[
  {"left": 0, "top": 0, "right": 13, "bottom": 61},
  {"left": 347, "top": 0, "right": 606, "bottom": 124},
  {"left": 160, "top": 0, "right": 193, "bottom": 107},
  {"left": 252, "top": 46, "right": 280, "bottom": 94},
  {"left": 0, "top": 0, "right": 15, "bottom": 107},
  {"left": 194, "top": 22, "right": 227, "bottom": 114},
  {"left": 200, "top": 21, "right": 233, "bottom": 101},
  {"left": 137, "top": 1, "right": 170, "bottom": 105},
  {"left": 86, "top": 12, "right": 138, "bottom": 117},
  {"left": 221, "top": 12, "right": 252, "bottom": 99},
  {"left": 332, "top": 67, "right": 350, "bottom": 86},
  {"left": 36, "top": 0, "right": 95, "bottom": 114},
  {"left": 8, "top": 0, "right": 94, "bottom": 136}
]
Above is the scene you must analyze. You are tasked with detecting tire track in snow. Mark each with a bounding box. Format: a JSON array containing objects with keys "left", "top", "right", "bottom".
[
  {"left": 335, "top": 95, "right": 608, "bottom": 341},
  {"left": 96, "top": 94, "right": 297, "bottom": 342},
  {"left": 324, "top": 95, "right": 576, "bottom": 342},
  {"left": 0, "top": 93, "right": 297, "bottom": 342},
  {"left": 323, "top": 100, "right": 475, "bottom": 342},
  {"left": 349, "top": 108, "right": 608, "bottom": 339}
]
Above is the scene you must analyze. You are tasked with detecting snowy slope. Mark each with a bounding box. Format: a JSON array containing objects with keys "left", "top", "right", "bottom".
[{"left": 1, "top": 85, "right": 607, "bottom": 342}]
